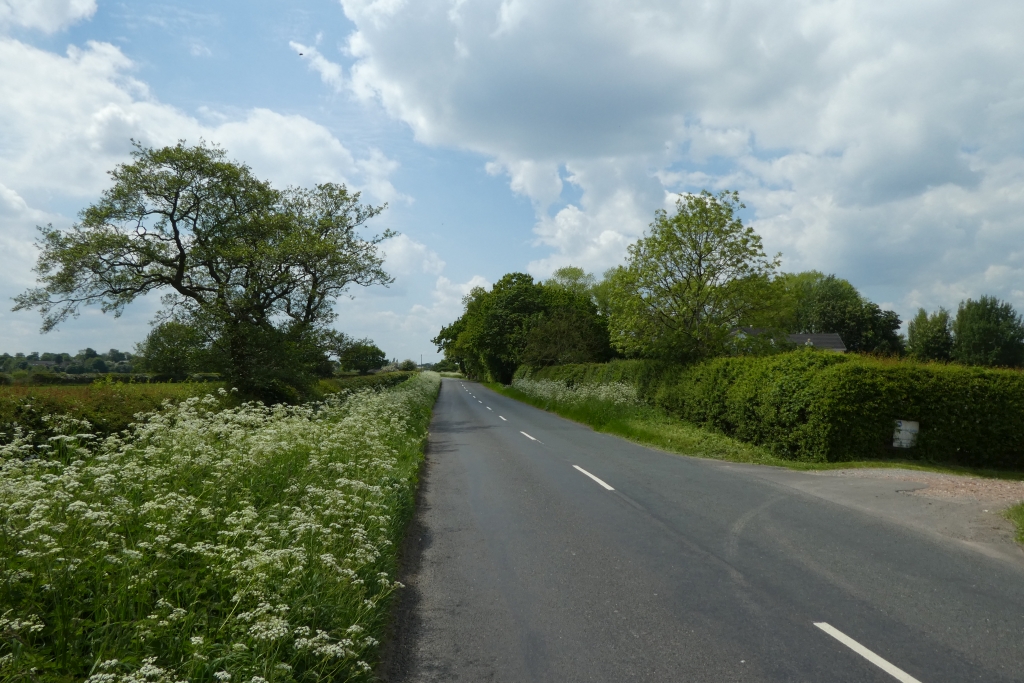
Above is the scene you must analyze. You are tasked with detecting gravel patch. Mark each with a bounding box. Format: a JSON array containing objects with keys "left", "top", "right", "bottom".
[{"left": 813, "top": 468, "right": 1024, "bottom": 506}]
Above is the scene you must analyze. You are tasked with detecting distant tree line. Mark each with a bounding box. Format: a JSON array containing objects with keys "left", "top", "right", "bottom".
[
  {"left": 0, "top": 348, "right": 134, "bottom": 375},
  {"left": 436, "top": 190, "right": 1024, "bottom": 380}
]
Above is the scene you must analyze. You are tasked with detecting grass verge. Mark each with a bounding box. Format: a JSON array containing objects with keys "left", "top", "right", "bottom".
[{"left": 0, "top": 371, "right": 441, "bottom": 681}]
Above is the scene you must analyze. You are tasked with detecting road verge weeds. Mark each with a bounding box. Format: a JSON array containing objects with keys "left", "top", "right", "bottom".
[{"left": 0, "top": 371, "right": 440, "bottom": 681}]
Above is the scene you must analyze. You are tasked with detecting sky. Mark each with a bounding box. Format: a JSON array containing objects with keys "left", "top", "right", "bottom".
[{"left": 2, "top": 0, "right": 1024, "bottom": 362}]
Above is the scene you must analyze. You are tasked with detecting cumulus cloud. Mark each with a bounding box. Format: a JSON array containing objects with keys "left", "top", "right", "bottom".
[
  {"left": 340, "top": 0, "right": 1024, "bottom": 316},
  {"left": 0, "top": 34, "right": 403, "bottom": 350},
  {"left": 382, "top": 234, "right": 446, "bottom": 276},
  {"left": 0, "top": 0, "right": 96, "bottom": 33},
  {"left": 0, "top": 37, "right": 401, "bottom": 201}
]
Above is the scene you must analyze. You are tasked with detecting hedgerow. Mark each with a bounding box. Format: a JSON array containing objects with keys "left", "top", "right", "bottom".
[
  {"left": 522, "top": 354, "right": 1024, "bottom": 467},
  {"left": 0, "top": 372, "right": 440, "bottom": 681}
]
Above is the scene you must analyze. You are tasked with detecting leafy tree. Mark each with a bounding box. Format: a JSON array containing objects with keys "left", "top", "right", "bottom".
[
  {"left": 907, "top": 307, "right": 953, "bottom": 361},
  {"left": 13, "top": 141, "right": 392, "bottom": 401},
  {"left": 398, "top": 359, "right": 418, "bottom": 371},
  {"left": 608, "top": 190, "right": 779, "bottom": 360},
  {"left": 522, "top": 268, "right": 612, "bottom": 367},
  {"left": 134, "top": 320, "right": 212, "bottom": 379},
  {"left": 952, "top": 296, "right": 1024, "bottom": 367},
  {"left": 762, "top": 272, "right": 903, "bottom": 354},
  {"left": 339, "top": 341, "right": 387, "bottom": 375}
]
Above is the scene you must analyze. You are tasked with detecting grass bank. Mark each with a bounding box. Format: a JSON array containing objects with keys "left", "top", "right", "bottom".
[{"left": 0, "top": 371, "right": 440, "bottom": 681}]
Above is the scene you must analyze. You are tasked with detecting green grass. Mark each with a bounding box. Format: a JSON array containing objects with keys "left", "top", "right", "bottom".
[
  {"left": 1007, "top": 503, "right": 1024, "bottom": 544},
  {"left": 0, "top": 380, "right": 223, "bottom": 449},
  {"left": 0, "top": 372, "right": 441, "bottom": 681}
]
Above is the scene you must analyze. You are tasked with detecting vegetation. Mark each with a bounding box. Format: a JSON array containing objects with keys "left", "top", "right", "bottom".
[
  {"left": 605, "top": 190, "right": 779, "bottom": 360},
  {"left": 338, "top": 341, "right": 388, "bottom": 375},
  {"left": 1007, "top": 503, "right": 1024, "bottom": 543},
  {"left": 13, "top": 141, "right": 394, "bottom": 402},
  {"left": 951, "top": 296, "right": 1024, "bottom": 367},
  {"left": 0, "top": 381, "right": 219, "bottom": 450},
  {"left": 0, "top": 371, "right": 440, "bottom": 681},
  {"left": 907, "top": 307, "right": 953, "bottom": 362},
  {"left": 522, "top": 356, "right": 1024, "bottom": 469},
  {"left": 433, "top": 268, "right": 611, "bottom": 383}
]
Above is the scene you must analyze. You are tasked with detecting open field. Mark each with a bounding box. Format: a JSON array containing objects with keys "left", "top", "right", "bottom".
[
  {"left": 0, "top": 372, "right": 439, "bottom": 680},
  {"left": 0, "top": 381, "right": 222, "bottom": 448}
]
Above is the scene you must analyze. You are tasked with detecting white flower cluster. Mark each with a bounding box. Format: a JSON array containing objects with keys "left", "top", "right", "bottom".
[
  {"left": 0, "top": 373, "right": 440, "bottom": 682},
  {"left": 512, "top": 378, "right": 641, "bottom": 407}
]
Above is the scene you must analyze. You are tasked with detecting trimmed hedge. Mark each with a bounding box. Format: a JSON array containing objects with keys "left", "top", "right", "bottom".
[{"left": 521, "top": 353, "right": 1024, "bottom": 468}]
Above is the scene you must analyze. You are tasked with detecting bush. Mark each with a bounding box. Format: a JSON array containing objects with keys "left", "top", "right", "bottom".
[
  {"left": 320, "top": 372, "right": 415, "bottom": 394},
  {"left": 524, "top": 352, "right": 1024, "bottom": 468}
]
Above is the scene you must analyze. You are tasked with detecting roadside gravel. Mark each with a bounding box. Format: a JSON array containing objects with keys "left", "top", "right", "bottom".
[{"left": 813, "top": 468, "right": 1024, "bottom": 506}]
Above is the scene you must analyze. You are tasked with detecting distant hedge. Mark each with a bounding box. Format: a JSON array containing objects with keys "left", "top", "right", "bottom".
[
  {"left": 0, "top": 372, "right": 222, "bottom": 386},
  {"left": 519, "top": 353, "right": 1024, "bottom": 468},
  {"left": 320, "top": 371, "right": 416, "bottom": 394}
]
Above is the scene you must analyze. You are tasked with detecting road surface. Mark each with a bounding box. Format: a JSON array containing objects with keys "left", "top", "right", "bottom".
[{"left": 381, "top": 379, "right": 1024, "bottom": 682}]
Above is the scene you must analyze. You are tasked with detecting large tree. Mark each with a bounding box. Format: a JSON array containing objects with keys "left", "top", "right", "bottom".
[
  {"left": 952, "top": 296, "right": 1024, "bottom": 367},
  {"left": 907, "top": 307, "right": 953, "bottom": 362},
  {"left": 13, "top": 141, "right": 393, "bottom": 400},
  {"left": 608, "top": 190, "right": 779, "bottom": 360}
]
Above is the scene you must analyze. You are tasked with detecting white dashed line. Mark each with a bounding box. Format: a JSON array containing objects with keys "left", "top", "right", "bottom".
[
  {"left": 813, "top": 623, "right": 923, "bottom": 683},
  {"left": 487, "top": 407, "right": 492, "bottom": 410},
  {"left": 520, "top": 431, "right": 537, "bottom": 441},
  {"left": 499, "top": 416, "right": 507, "bottom": 421},
  {"left": 573, "top": 465, "right": 615, "bottom": 491},
  {"left": 478, "top": 400, "right": 483, "bottom": 403}
]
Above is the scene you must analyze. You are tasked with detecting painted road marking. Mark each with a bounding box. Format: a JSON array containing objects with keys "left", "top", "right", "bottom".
[
  {"left": 499, "top": 416, "right": 507, "bottom": 421},
  {"left": 521, "top": 431, "right": 537, "bottom": 441},
  {"left": 478, "top": 400, "right": 483, "bottom": 403},
  {"left": 487, "top": 407, "right": 493, "bottom": 410},
  {"left": 573, "top": 465, "right": 615, "bottom": 491},
  {"left": 813, "top": 623, "right": 923, "bottom": 683}
]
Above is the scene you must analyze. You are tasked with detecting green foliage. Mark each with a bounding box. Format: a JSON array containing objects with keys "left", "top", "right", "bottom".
[
  {"left": 0, "top": 382, "right": 217, "bottom": 450},
  {"left": 952, "top": 296, "right": 1024, "bottom": 367},
  {"left": 607, "top": 190, "right": 779, "bottom": 360},
  {"left": 0, "top": 372, "right": 440, "bottom": 680},
  {"left": 1007, "top": 502, "right": 1024, "bottom": 543},
  {"left": 768, "top": 272, "right": 903, "bottom": 354},
  {"left": 134, "top": 320, "right": 212, "bottom": 379},
  {"left": 434, "top": 269, "right": 610, "bottom": 383},
  {"left": 13, "top": 141, "right": 393, "bottom": 402},
  {"left": 907, "top": 307, "right": 953, "bottom": 361},
  {"left": 527, "top": 352, "right": 1024, "bottom": 468},
  {"left": 320, "top": 371, "right": 414, "bottom": 394},
  {"left": 339, "top": 341, "right": 387, "bottom": 375}
]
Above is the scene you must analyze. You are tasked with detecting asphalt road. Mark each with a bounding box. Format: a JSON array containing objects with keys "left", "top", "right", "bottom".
[{"left": 381, "top": 378, "right": 1024, "bottom": 682}]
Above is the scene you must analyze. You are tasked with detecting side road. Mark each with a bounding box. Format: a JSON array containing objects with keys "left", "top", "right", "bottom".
[{"left": 382, "top": 379, "right": 1024, "bottom": 682}]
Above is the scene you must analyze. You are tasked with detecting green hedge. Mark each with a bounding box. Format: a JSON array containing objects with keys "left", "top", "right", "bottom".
[
  {"left": 522, "top": 353, "right": 1024, "bottom": 468},
  {"left": 320, "top": 371, "right": 416, "bottom": 394}
]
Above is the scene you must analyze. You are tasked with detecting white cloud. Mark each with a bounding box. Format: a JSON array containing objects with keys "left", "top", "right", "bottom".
[
  {"left": 382, "top": 234, "right": 446, "bottom": 276},
  {"left": 289, "top": 41, "right": 345, "bottom": 93},
  {"left": 0, "top": 38, "right": 400, "bottom": 201},
  {"left": 339, "top": 0, "right": 1024, "bottom": 318},
  {"left": 0, "top": 35, "right": 403, "bottom": 351},
  {"left": 0, "top": 0, "right": 95, "bottom": 33}
]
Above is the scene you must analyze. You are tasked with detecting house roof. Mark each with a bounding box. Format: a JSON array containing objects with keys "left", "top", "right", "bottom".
[{"left": 786, "top": 333, "right": 847, "bottom": 352}]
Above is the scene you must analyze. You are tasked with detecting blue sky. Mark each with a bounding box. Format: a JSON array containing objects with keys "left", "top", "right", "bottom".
[{"left": 2, "top": 0, "right": 1024, "bottom": 361}]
